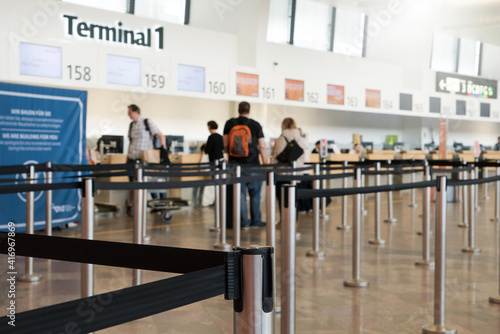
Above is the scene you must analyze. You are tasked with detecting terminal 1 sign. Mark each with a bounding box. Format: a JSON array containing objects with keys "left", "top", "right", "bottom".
[{"left": 436, "top": 72, "right": 497, "bottom": 99}]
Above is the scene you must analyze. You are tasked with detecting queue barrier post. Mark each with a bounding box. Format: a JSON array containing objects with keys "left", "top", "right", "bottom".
[
  {"left": 490, "top": 234, "right": 500, "bottom": 303},
  {"left": 214, "top": 161, "right": 231, "bottom": 251},
  {"left": 344, "top": 167, "right": 369, "bottom": 288},
  {"left": 338, "top": 161, "right": 351, "bottom": 231},
  {"left": 320, "top": 159, "right": 329, "bottom": 220},
  {"left": 142, "top": 162, "right": 151, "bottom": 244},
  {"left": 369, "top": 162, "right": 385, "bottom": 245},
  {"left": 266, "top": 171, "right": 279, "bottom": 314},
  {"left": 18, "top": 164, "right": 42, "bottom": 283},
  {"left": 416, "top": 162, "right": 434, "bottom": 267},
  {"left": 458, "top": 163, "right": 469, "bottom": 228},
  {"left": 462, "top": 168, "right": 481, "bottom": 254},
  {"left": 409, "top": 164, "right": 418, "bottom": 208},
  {"left": 233, "top": 246, "right": 274, "bottom": 334},
  {"left": 133, "top": 163, "right": 144, "bottom": 286},
  {"left": 211, "top": 162, "right": 221, "bottom": 232},
  {"left": 474, "top": 162, "right": 480, "bottom": 211},
  {"left": 490, "top": 162, "right": 500, "bottom": 223},
  {"left": 384, "top": 160, "right": 397, "bottom": 224},
  {"left": 45, "top": 161, "right": 53, "bottom": 236},
  {"left": 233, "top": 165, "right": 242, "bottom": 247},
  {"left": 281, "top": 184, "right": 296, "bottom": 333},
  {"left": 307, "top": 164, "right": 325, "bottom": 258},
  {"left": 422, "top": 176, "right": 457, "bottom": 334},
  {"left": 81, "top": 178, "right": 94, "bottom": 298},
  {"left": 483, "top": 164, "right": 490, "bottom": 201},
  {"left": 361, "top": 172, "right": 367, "bottom": 216}
]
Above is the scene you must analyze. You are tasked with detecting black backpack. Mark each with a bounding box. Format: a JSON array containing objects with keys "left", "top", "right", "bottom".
[
  {"left": 276, "top": 136, "right": 304, "bottom": 164},
  {"left": 129, "top": 119, "right": 170, "bottom": 163}
]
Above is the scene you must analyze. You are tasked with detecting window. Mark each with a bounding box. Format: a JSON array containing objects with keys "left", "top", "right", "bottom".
[
  {"left": 431, "top": 33, "right": 459, "bottom": 73},
  {"left": 333, "top": 8, "right": 365, "bottom": 58},
  {"left": 134, "top": 0, "right": 187, "bottom": 25},
  {"left": 293, "top": 0, "right": 333, "bottom": 51},
  {"left": 267, "top": 0, "right": 292, "bottom": 44},
  {"left": 458, "top": 38, "right": 481, "bottom": 76},
  {"left": 63, "top": 0, "right": 127, "bottom": 13}
]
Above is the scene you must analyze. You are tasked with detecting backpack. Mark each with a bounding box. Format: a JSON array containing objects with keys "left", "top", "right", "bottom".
[
  {"left": 228, "top": 119, "right": 252, "bottom": 157},
  {"left": 276, "top": 136, "right": 304, "bottom": 164}
]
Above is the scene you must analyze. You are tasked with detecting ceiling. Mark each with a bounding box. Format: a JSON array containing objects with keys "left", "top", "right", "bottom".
[{"left": 315, "top": 0, "right": 500, "bottom": 46}]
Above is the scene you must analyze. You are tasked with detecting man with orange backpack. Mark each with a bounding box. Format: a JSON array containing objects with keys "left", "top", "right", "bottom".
[{"left": 223, "top": 101, "right": 269, "bottom": 228}]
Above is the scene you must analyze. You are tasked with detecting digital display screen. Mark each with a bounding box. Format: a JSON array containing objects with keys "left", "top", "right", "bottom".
[
  {"left": 236, "top": 72, "right": 259, "bottom": 97},
  {"left": 107, "top": 54, "right": 141, "bottom": 86},
  {"left": 480, "top": 103, "right": 490, "bottom": 117},
  {"left": 399, "top": 93, "right": 412, "bottom": 111},
  {"left": 19, "top": 42, "right": 62, "bottom": 78},
  {"left": 177, "top": 64, "right": 205, "bottom": 93},
  {"left": 456, "top": 100, "right": 466, "bottom": 116},
  {"left": 327, "top": 84, "right": 344, "bottom": 105},
  {"left": 285, "top": 79, "right": 304, "bottom": 101},
  {"left": 429, "top": 97, "right": 441, "bottom": 113},
  {"left": 366, "top": 89, "right": 381, "bottom": 108}
]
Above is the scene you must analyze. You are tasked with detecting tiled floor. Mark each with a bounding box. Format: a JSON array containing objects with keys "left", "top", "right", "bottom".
[{"left": 2, "top": 183, "right": 500, "bottom": 333}]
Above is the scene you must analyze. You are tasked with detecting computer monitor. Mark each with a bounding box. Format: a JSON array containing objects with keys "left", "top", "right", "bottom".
[
  {"left": 98, "top": 135, "right": 124, "bottom": 154},
  {"left": 393, "top": 142, "right": 404, "bottom": 151},
  {"left": 383, "top": 143, "right": 394, "bottom": 150},
  {"left": 166, "top": 135, "right": 184, "bottom": 153},
  {"left": 361, "top": 141, "right": 373, "bottom": 151},
  {"left": 453, "top": 142, "right": 464, "bottom": 151}
]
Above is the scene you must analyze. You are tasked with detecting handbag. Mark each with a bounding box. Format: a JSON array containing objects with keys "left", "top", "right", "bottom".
[{"left": 276, "top": 136, "right": 304, "bottom": 164}]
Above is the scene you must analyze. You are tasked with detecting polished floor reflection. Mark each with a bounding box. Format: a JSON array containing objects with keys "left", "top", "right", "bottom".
[{"left": 3, "top": 183, "right": 500, "bottom": 333}]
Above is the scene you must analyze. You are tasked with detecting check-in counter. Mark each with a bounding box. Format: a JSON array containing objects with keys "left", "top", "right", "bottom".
[
  {"left": 395, "top": 150, "right": 427, "bottom": 160},
  {"left": 365, "top": 150, "right": 395, "bottom": 161}
]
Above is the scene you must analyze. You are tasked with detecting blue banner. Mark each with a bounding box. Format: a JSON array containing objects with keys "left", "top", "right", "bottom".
[{"left": 0, "top": 83, "right": 87, "bottom": 232}]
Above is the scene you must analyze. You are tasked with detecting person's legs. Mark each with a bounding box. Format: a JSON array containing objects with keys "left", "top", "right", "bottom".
[
  {"left": 247, "top": 181, "right": 263, "bottom": 226},
  {"left": 240, "top": 182, "right": 250, "bottom": 227}
]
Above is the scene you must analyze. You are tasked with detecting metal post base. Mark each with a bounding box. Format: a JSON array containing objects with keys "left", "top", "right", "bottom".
[
  {"left": 457, "top": 222, "right": 469, "bottom": 228},
  {"left": 306, "top": 250, "right": 326, "bottom": 258},
  {"left": 475, "top": 207, "right": 481, "bottom": 212},
  {"left": 143, "top": 235, "right": 151, "bottom": 244},
  {"left": 337, "top": 225, "right": 352, "bottom": 231},
  {"left": 490, "top": 217, "right": 499, "bottom": 223},
  {"left": 296, "top": 232, "right": 301, "bottom": 240},
  {"left": 415, "top": 260, "right": 435, "bottom": 267},
  {"left": 384, "top": 218, "right": 397, "bottom": 224},
  {"left": 489, "top": 296, "right": 500, "bottom": 304},
  {"left": 422, "top": 324, "right": 457, "bottom": 334},
  {"left": 369, "top": 239, "right": 386, "bottom": 245},
  {"left": 214, "top": 243, "right": 231, "bottom": 251},
  {"left": 344, "top": 279, "right": 369, "bottom": 288},
  {"left": 461, "top": 247, "right": 482, "bottom": 254},
  {"left": 408, "top": 203, "right": 418, "bottom": 208},
  {"left": 417, "top": 231, "right": 433, "bottom": 236},
  {"left": 362, "top": 210, "right": 368, "bottom": 216},
  {"left": 209, "top": 226, "right": 220, "bottom": 232},
  {"left": 321, "top": 214, "right": 330, "bottom": 220},
  {"left": 17, "top": 273, "right": 42, "bottom": 282}
]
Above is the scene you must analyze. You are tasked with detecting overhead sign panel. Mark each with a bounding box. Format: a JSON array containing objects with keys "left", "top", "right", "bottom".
[{"left": 436, "top": 71, "right": 497, "bottom": 99}]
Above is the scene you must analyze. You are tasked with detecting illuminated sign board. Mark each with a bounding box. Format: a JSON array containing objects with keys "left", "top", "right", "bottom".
[
  {"left": 327, "top": 84, "right": 344, "bottom": 105},
  {"left": 236, "top": 72, "right": 259, "bottom": 97},
  {"left": 285, "top": 79, "right": 304, "bottom": 101},
  {"left": 436, "top": 72, "right": 497, "bottom": 99}
]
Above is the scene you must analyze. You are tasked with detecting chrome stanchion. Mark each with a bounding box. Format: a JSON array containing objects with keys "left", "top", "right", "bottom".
[
  {"left": 361, "top": 172, "right": 367, "bottom": 216},
  {"left": 369, "top": 162, "right": 385, "bottom": 245},
  {"left": 320, "top": 159, "right": 329, "bottom": 220},
  {"left": 491, "top": 163, "right": 500, "bottom": 223},
  {"left": 474, "top": 162, "right": 480, "bottom": 212},
  {"left": 458, "top": 165, "right": 469, "bottom": 228},
  {"left": 215, "top": 161, "right": 231, "bottom": 251},
  {"left": 344, "top": 168, "right": 369, "bottom": 288},
  {"left": 490, "top": 233, "right": 500, "bottom": 304},
  {"left": 293, "top": 160, "right": 301, "bottom": 240},
  {"left": 422, "top": 176, "right": 457, "bottom": 334},
  {"left": 233, "top": 246, "right": 274, "bottom": 334},
  {"left": 45, "top": 161, "right": 53, "bottom": 236},
  {"left": 281, "top": 184, "right": 296, "bottom": 333},
  {"left": 133, "top": 163, "right": 143, "bottom": 286},
  {"left": 384, "top": 161, "right": 397, "bottom": 224},
  {"left": 462, "top": 169, "right": 481, "bottom": 254},
  {"left": 408, "top": 166, "right": 418, "bottom": 208},
  {"left": 81, "top": 178, "right": 94, "bottom": 298},
  {"left": 338, "top": 161, "right": 351, "bottom": 231},
  {"left": 266, "top": 171, "right": 279, "bottom": 314},
  {"left": 18, "top": 165, "right": 42, "bottom": 283},
  {"left": 307, "top": 164, "right": 325, "bottom": 258},
  {"left": 416, "top": 163, "right": 434, "bottom": 267},
  {"left": 211, "top": 163, "right": 221, "bottom": 232},
  {"left": 484, "top": 165, "right": 490, "bottom": 201},
  {"left": 142, "top": 170, "right": 151, "bottom": 244},
  {"left": 234, "top": 165, "right": 241, "bottom": 247}
]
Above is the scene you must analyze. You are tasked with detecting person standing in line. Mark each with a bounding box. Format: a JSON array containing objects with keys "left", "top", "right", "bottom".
[
  {"left": 204, "top": 120, "right": 224, "bottom": 165},
  {"left": 125, "top": 104, "right": 166, "bottom": 217},
  {"left": 223, "top": 101, "right": 269, "bottom": 228}
]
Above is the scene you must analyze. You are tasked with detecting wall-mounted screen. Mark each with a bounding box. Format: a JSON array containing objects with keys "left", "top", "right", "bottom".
[
  {"left": 236, "top": 72, "right": 259, "bottom": 97},
  {"left": 366, "top": 89, "right": 381, "bottom": 108},
  {"left": 429, "top": 97, "right": 441, "bottom": 113},
  {"left": 19, "top": 42, "right": 62, "bottom": 79},
  {"left": 480, "top": 103, "right": 490, "bottom": 117},
  {"left": 177, "top": 64, "right": 205, "bottom": 93},
  {"left": 285, "top": 79, "right": 304, "bottom": 101},
  {"left": 400, "top": 93, "right": 413, "bottom": 111},
  {"left": 107, "top": 54, "right": 141, "bottom": 86},
  {"left": 456, "top": 100, "right": 466, "bottom": 115},
  {"left": 327, "top": 84, "right": 344, "bottom": 105}
]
